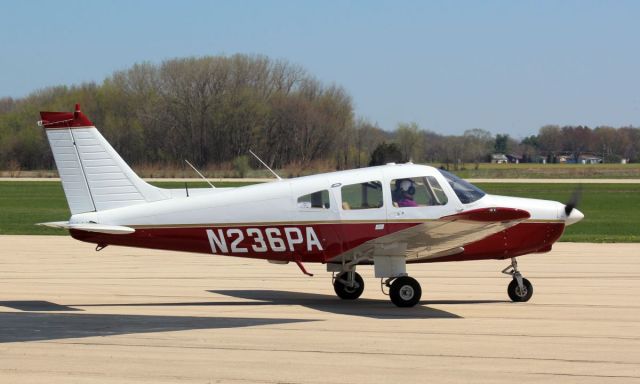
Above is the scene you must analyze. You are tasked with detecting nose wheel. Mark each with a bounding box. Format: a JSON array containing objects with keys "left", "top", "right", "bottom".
[
  {"left": 507, "top": 278, "right": 533, "bottom": 302},
  {"left": 502, "top": 258, "right": 533, "bottom": 302}
]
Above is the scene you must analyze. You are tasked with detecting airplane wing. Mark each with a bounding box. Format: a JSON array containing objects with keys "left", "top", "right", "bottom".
[{"left": 332, "top": 207, "right": 530, "bottom": 263}]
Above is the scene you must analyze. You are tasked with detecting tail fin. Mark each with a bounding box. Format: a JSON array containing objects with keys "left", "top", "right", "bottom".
[{"left": 39, "top": 104, "right": 169, "bottom": 214}]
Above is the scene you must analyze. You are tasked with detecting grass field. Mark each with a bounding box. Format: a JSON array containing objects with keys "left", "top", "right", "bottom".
[
  {"left": 441, "top": 162, "right": 640, "bottom": 179},
  {"left": 4, "top": 162, "right": 640, "bottom": 179},
  {"left": 0, "top": 181, "right": 638, "bottom": 242}
]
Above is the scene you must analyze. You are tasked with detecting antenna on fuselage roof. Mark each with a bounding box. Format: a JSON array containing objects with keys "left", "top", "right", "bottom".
[
  {"left": 249, "top": 150, "right": 282, "bottom": 181},
  {"left": 184, "top": 160, "right": 215, "bottom": 189}
]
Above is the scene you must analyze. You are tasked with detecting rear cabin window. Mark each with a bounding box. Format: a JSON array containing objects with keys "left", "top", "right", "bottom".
[
  {"left": 391, "top": 177, "right": 448, "bottom": 207},
  {"left": 341, "top": 181, "right": 384, "bottom": 210},
  {"left": 297, "top": 190, "right": 331, "bottom": 209}
]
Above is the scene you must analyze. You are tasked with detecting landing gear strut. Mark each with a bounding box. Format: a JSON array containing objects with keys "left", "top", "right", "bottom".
[
  {"left": 333, "top": 271, "right": 365, "bottom": 300},
  {"left": 502, "top": 258, "right": 533, "bottom": 302}
]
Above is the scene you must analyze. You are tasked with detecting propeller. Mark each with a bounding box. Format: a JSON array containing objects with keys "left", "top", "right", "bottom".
[{"left": 564, "top": 185, "right": 583, "bottom": 216}]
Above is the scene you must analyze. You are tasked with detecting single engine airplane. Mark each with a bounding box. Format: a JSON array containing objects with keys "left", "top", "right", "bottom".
[{"left": 38, "top": 104, "right": 584, "bottom": 307}]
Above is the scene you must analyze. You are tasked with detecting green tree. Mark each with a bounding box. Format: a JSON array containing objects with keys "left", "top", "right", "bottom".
[
  {"left": 369, "top": 142, "right": 403, "bottom": 166},
  {"left": 396, "top": 122, "right": 422, "bottom": 162},
  {"left": 494, "top": 134, "right": 509, "bottom": 153}
]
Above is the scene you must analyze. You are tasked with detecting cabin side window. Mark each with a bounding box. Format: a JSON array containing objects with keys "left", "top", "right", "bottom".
[
  {"left": 391, "top": 176, "right": 448, "bottom": 207},
  {"left": 341, "top": 181, "right": 384, "bottom": 210},
  {"left": 297, "top": 190, "right": 331, "bottom": 209}
]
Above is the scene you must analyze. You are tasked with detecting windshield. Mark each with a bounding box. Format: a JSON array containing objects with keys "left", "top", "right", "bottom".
[{"left": 437, "top": 169, "right": 486, "bottom": 204}]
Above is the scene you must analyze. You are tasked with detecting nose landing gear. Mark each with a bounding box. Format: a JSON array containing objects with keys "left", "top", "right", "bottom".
[{"left": 502, "top": 257, "right": 533, "bottom": 302}]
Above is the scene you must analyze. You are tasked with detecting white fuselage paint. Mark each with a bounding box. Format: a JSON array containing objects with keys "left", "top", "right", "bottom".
[{"left": 78, "top": 164, "right": 568, "bottom": 229}]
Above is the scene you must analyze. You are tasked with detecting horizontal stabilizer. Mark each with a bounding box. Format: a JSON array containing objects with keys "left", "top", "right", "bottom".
[{"left": 37, "top": 221, "right": 135, "bottom": 235}]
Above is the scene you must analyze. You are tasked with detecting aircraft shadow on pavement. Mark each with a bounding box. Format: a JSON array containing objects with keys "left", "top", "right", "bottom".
[
  {"left": 0, "top": 300, "right": 82, "bottom": 312},
  {"left": 20, "top": 291, "right": 464, "bottom": 319},
  {"left": 207, "top": 290, "right": 462, "bottom": 319},
  {"left": 67, "top": 290, "right": 461, "bottom": 319},
  {"left": 0, "top": 311, "right": 313, "bottom": 343}
]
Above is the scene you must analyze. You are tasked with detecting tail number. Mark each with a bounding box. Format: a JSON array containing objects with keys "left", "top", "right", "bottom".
[{"left": 207, "top": 227, "right": 322, "bottom": 254}]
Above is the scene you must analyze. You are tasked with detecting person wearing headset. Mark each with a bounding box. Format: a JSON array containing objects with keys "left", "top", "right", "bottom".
[{"left": 393, "top": 179, "right": 419, "bottom": 207}]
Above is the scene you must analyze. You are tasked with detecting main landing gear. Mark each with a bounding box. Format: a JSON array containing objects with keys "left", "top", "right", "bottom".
[
  {"left": 502, "top": 257, "right": 533, "bottom": 302},
  {"left": 333, "top": 271, "right": 365, "bottom": 300},
  {"left": 383, "top": 276, "right": 422, "bottom": 307},
  {"left": 332, "top": 270, "right": 422, "bottom": 307},
  {"left": 330, "top": 255, "right": 422, "bottom": 307}
]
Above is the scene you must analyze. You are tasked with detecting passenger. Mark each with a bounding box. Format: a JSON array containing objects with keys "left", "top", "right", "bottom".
[{"left": 394, "top": 179, "right": 418, "bottom": 207}]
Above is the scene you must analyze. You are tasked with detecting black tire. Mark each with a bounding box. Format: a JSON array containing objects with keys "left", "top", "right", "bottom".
[
  {"left": 389, "top": 276, "right": 422, "bottom": 307},
  {"left": 507, "top": 278, "right": 533, "bottom": 302},
  {"left": 333, "top": 272, "right": 365, "bottom": 300}
]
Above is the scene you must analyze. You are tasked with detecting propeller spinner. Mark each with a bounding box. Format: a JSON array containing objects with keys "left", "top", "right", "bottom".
[{"left": 564, "top": 185, "right": 584, "bottom": 225}]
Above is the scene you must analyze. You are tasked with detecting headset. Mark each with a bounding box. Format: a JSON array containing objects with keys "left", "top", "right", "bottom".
[{"left": 398, "top": 179, "right": 416, "bottom": 195}]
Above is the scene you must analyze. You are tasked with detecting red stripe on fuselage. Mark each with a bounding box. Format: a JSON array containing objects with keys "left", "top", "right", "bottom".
[
  {"left": 70, "top": 221, "right": 565, "bottom": 263},
  {"left": 70, "top": 223, "right": 415, "bottom": 263}
]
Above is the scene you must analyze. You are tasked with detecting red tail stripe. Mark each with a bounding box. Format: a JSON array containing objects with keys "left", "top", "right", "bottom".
[{"left": 39, "top": 104, "right": 93, "bottom": 129}]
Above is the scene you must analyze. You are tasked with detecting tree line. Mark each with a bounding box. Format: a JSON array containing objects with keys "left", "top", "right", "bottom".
[{"left": 1, "top": 54, "right": 639, "bottom": 173}]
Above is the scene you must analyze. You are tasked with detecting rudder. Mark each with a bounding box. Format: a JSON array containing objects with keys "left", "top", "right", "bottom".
[{"left": 39, "top": 104, "right": 169, "bottom": 214}]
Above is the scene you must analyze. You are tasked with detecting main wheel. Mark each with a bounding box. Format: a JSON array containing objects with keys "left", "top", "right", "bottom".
[
  {"left": 333, "top": 272, "right": 365, "bottom": 300},
  {"left": 389, "top": 276, "right": 422, "bottom": 307},
  {"left": 507, "top": 278, "right": 533, "bottom": 302}
]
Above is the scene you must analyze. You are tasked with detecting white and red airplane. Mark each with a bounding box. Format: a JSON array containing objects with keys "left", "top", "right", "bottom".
[{"left": 38, "top": 105, "right": 584, "bottom": 307}]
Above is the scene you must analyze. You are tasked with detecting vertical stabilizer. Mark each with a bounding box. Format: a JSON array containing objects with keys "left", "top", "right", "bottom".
[{"left": 39, "top": 104, "right": 169, "bottom": 214}]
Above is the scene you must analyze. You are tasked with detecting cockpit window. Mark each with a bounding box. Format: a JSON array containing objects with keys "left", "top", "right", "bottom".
[
  {"left": 391, "top": 177, "right": 448, "bottom": 207},
  {"left": 437, "top": 169, "right": 486, "bottom": 204},
  {"left": 341, "top": 181, "right": 383, "bottom": 210},
  {"left": 297, "top": 190, "right": 330, "bottom": 209}
]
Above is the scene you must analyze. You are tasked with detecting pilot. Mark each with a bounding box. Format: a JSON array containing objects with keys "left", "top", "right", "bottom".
[{"left": 393, "top": 179, "right": 418, "bottom": 207}]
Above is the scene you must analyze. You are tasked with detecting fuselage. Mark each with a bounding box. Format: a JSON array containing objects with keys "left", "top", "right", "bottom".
[{"left": 68, "top": 163, "right": 582, "bottom": 264}]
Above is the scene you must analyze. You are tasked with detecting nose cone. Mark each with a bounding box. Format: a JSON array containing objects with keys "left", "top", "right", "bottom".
[{"left": 565, "top": 208, "right": 584, "bottom": 226}]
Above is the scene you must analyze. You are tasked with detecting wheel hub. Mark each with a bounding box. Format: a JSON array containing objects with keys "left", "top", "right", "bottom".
[
  {"left": 399, "top": 285, "right": 415, "bottom": 300},
  {"left": 344, "top": 283, "right": 359, "bottom": 293}
]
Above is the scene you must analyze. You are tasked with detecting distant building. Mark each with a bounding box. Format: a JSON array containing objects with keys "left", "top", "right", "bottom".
[
  {"left": 491, "top": 154, "right": 508, "bottom": 164},
  {"left": 506, "top": 154, "right": 522, "bottom": 164},
  {"left": 578, "top": 155, "right": 603, "bottom": 164},
  {"left": 557, "top": 154, "right": 603, "bottom": 164},
  {"left": 557, "top": 154, "right": 574, "bottom": 163},
  {"left": 534, "top": 156, "right": 547, "bottom": 164}
]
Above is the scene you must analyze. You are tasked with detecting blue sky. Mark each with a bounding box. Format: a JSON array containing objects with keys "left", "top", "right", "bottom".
[{"left": 1, "top": 0, "right": 638, "bottom": 136}]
